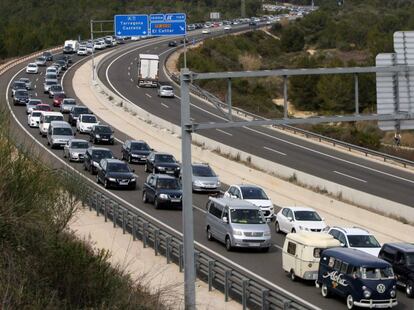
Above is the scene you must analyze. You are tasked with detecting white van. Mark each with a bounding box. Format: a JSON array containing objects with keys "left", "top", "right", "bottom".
[
  {"left": 39, "top": 111, "right": 64, "bottom": 136},
  {"left": 282, "top": 232, "right": 340, "bottom": 281}
]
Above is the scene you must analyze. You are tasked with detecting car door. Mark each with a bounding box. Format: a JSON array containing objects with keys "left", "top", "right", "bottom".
[
  {"left": 146, "top": 176, "right": 156, "bottom": 202},
  {"left": 285, "top": 209, "right": 294, "bottom": 232},
  {"left": 218, "top": 207, "right": 229, "bottom": 243},
  {"left": 393, "top": 251, "right": 407, "bottom": 285},
  {"left": 147, "top": 153, "right": 154, "bottom": 170},
  {"left": 122, "top": 141, "right": 130, "bottom": 159},
  {"left": 337, "top": 232, "right": 348, "bottom": 248},
  {"left": 98, "top": 159, "right": 106, "bottom": 183},
  {"left": 278, "top": 208, "right": 288, "bottom": 232}
]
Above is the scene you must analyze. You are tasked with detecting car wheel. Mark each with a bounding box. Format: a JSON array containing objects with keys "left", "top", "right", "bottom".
[
  {"left": 275, "top": 221, "right": 281, "bottom": 233},
  {"left": 104, "top": 179, "right": 110, "bottom": 189},
  {"left": 206, "top": 226, "right": 214, "bottom": 241},
  {"left": 289, "top": 269, "right": 296, "bottom": 281},
  {"left": 346, "top": 294, "right": 354, "bottom": 310},
  {"left": 144, "top": 164, "right": 149, "bottom": 172},
  {"left": 96, "top": 174, "right": 100, "bottom": 184},
  {"left": 128, "top": 155, "right": 132, "bottom": 164},
  {"left": 291, "top": 228, "right": 296, "bottom": 233},
  {"left": 321, "top": 283, "right": 330, "bottom": 298},
  {"left": 142, "top": 191, "right": 148, "bottom": 203},
  {"left": 154, "top": 197, "right": 160, "bottom": 209},
  {"left": 406, "top": 281, "right": 414, "bottom": 297},
  {"left": 225, "top": 236, "right": 232, "bottom": 251}
]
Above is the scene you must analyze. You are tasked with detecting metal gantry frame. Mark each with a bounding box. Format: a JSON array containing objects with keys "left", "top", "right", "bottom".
[{"left": 90, "top": 20, "right": 114, "bottom": 81}]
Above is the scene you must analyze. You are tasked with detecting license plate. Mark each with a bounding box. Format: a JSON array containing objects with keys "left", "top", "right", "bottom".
[
  {"left": 119, "top": 181, "right": 129, "bottom": 185},
  {"left": 102, "top": 139, "right": 108, "bottom": 141},
  {"left": 166, "top": 170, "right": 174, "bottom": 174},
  {"left": 249, "top": 243, "right": 260, "bottom": 247},
  {"left": 170, "top": 199, "right": 181, "bottom": 202}
]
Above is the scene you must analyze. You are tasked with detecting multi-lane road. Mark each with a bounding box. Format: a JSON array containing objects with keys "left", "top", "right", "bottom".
[{"left": 1, "top": 30, "right": 413, "bottom": 309}]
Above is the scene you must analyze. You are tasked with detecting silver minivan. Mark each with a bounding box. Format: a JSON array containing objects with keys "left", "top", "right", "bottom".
[
  {"left": 47, "top": 120, "right": 74, "bottom": 148},
  {"left": 205, "top": 197, "right": 271, "bottom": 252}
]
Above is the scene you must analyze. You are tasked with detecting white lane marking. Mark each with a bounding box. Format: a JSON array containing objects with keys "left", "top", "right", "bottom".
[
  {"left": 130, "top": 78, "right": 133, "bottom": 82},
  {"left": 161, "top": 102, "right": 169, "bottom": 108},
  {"left": 245, "top": 127, "right": 414, "bottom": 185},
  {"left": 34, "top": 92, "right": 37, "bottom": 97},
  {"left": 263, "top": 146, "right": 286, "bottom": 156},
  {"left": 216, "top": 128, "right": 232, "bottom": 136},
  {"left": 35, "top": 78, "right": 39, "bottom": 82},
  {"left": 34, "top": 84, "right": 37, "bottom": 89},
  {"left": 333, "top": 171, "right": 367, "bottom": 183},
  {"left": 39, "top": 71, "right": 43, "bottom": 75},
  {"left": 127, "top": 72, "right": 130, "bottom": 76},
  {"left": 130, "top": 62, "right": 133, "bottom": 65},
  {"left": 6, "top": 58, "right": 320, "bottom": 310},
  {"left": 128, "top": 66, "right": 130, "bottom": 71},
  {"left": 134, "top": 57, "right": 137, "bottom": 60},
  {"left": 145, "top": 93, "right": 152, "bottom": 98}
]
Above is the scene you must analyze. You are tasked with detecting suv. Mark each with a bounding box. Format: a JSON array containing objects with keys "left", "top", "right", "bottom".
[
  {"left": 69, "top": 106, "right": 90, "bottom": 126},
  {"left": 142, "top": 174, "right": 182, "bottom": 209},
  {"left": 121, "top": 140, "right": 152, "bottom": 164},
  {"left": 89, "top": 124, "right": 114, "bottom": 144},
  {"left": 328, "top": 227, "right": 382, "bottom": 257},
  {"left": 145, "top": 152, "right": 180, "bottom": 177},
  {"left": 96, "top": 158, "right": 136, "bottom": 190},
  {"left": 205, "top": 197, "right": 271, "bottom": 252},
  {"left": 83, "top": 147, "right": 114, "bottom": 174},
  {"left": 191, "top": 163, "right": 220, "bottom": 193},
  {"left": 379, "top": 243, "right": 414, "bottom": 297},
  {"left": 224, "top": 184, "right": 274, "bottom": 220}
]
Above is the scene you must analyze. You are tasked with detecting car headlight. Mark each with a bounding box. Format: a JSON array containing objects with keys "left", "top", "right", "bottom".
[
  {"left": 216, "top": 181, "right": 221, "bottom": 186},
  {"left": 159, "top": 193, "right": 169, "bottom": 199},
  {"left": 93, "top": 161, "right": 100, "bottom": 167},
  {"left": 71, "top": 152, "right": 79, "bottom": 157},
  {"left": 233, "top": 230, "right": 243, "bottom": 236},
  {"left": 157, "top": 166, "right": 165, "bottom": 171},
  {"left": 363, "top": 290, "right": 371, "bottom": 298},
  {"left": 131, "top": 178, "right": 136, "bottom": 182},
  {"left": 108, "top": 177, "right": 116, "bottom": 182},
  {"left": 131, "top": 154, "right": 138, "bottom": 157},
  {"left": 110, "top": 134, "right": 114, "bottom": 139},
  {"left": 390, "top": 290, "right": 396, "bottom": 298},
  {"left": 264, "top": 231, "right": 271, "bottom": 237},
  {"left": 299, "top": 226, "right": 309, "bottom": 231},
  {"left": 193, "top": 180, "right": 203, "bottom": 186},
  {"left": 176, "top": 167, "right": 181, "bottom": 170},
  {"left": 95, "top": 134, "right": 100, "bottom": 138}
]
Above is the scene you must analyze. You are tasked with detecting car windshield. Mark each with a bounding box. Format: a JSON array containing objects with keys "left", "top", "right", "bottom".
[
  {"left": 240, "top": 187, "right": 268, "bottom": 200},
  {"left": 230, "top": 209, "right": 266, "bottom": 224},
  {"left": 28, "top": 100, "right": 41, "bottom": 106},
  {"left": 71, "top": 141, "right": 89, "bottom": 149},
  {"left": 347, "top": 235, "right": 381, "bottom": 248},
  {"left": 46, "top": 81, "right": 57, "bottom": 86},
  {"left": 44, "top": 115, "right": 63, "bottom": 122},
  {"left": 28, "top": 64, "right": 36, "bottom": 68},
  {"left": 16, "top": 91, "right": 27, "bottom": 96},
  {"left": 155, "top": 154, "right": 175, "bottom": 163},
  {"left": 51, "top": 86, "right": 62, "bottom": 91},
  {"left": 108, "top": 163, "right": 130, "bottom": 173},
  {"left": 32, "top": 112, "right": 41, "bottom": 117},
  {"left": 20, "top": 78, "right": 29, "bottom": 83},
  {"left": 63, "top": 100, "right": 76, "bottom": 105},
  {"left": 131, "top": 142, "right": 150, "bottom": 151},
  {"left": 82, "top": 115, "right": 97, "bottom": 123},
  {"left": 73, "top": 108, "right": 89, "bottom": 115},
  {"left": 53, "top": 128, "right": 72, "bottom": 136},
  {"left": 92, "top": 150, "right": 112, "bottom": 160},
  {"left": 55, "top": 94, "right": 66, "bottom": 99},
  {"left": 95, "top": 126, "right": 112, "bottom": 133},
  {"left": 294, "top": 211, "right": 322, "bottom": 221},
  {"left": 360, "top": 267, "right": 394, "bottom": 280},
  {"left": 192, "top": 165, "right": 215, "bottom": 177},
  {"left": 14, "top": 82, "right": 26, "bottom": 88},
  {"left": 156, "top": 178, "right": 180, "bottom": 190},
  {"left": 35, "top": 105, "right": 50, "bottom": 111}
]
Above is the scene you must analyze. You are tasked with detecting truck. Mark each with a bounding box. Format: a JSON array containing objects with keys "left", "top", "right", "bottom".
[
  {"left": 137, "top": 54, "right": 159, "bottom": 87},
  {"left": 63, "top": 40, "right": 79, "bottom": 54}
]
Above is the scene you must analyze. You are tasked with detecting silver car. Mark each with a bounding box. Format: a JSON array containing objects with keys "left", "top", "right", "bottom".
[
  {"left": 157, "top": 85, "right": 174, "bottom": 98},
  {"left": 43, "top": 79, "right": 58, "bottom": 94},
  {"left": 47, "top": 121, "right": 74, "bottom": 149},
  {"left": 205, "top": 197, "right": 271, "bottom": 251},
  {"left": 19, "top": 78, "right": 31, "bottom": 90},
  {"left": 191, "top": 163, "right": 220, "bottom": 192},
  {"left": 60, "top": 98, "right": 77, "bottom": 113},
  {"left": 64, "top": 139, "right": 89, "bottom": 162},
  {"left": 26, "top": 99, "right": 42, "bottom": 114},
  {"left": 35, "top": 56, "right": 47, "bottom": 66}
]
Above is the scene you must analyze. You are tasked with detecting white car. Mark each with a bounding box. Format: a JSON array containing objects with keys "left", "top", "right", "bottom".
[
  {"left": 26, "top": 63, "right": 38, "bottom": 74},
  {"left": 328, "top": 227, "right": 382, "bottom": 257},
  {"left": 77, "top": 47, "right": 88, "bottom": 56},
  {"left": 275, "top": 207, "right": 328, "bottom": 234},
  {"left": 202, "top": 29, "right": 211, "bottom": 34},
  {"left": 76, "top": 114, "right": 99, "bottom": 133},
  {"left": 224, "top": 25, "right": 232, "bottom": 31},
  {"left": 224, "top": 184, "right": 274, "bottom": 221},
  {"left": 157, "top": 85, "right": 174, "bottom": 98},
  {"left": 27, "top": 110, "right": 42, "bottom": 127}
]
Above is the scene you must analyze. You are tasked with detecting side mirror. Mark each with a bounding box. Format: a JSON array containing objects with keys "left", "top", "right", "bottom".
[
  {"left": 340, "top": 243, "right": 346, "bottom": 247},
  {"left": 222, "top": 216, "right": 228, "bottom": 223},
  {"left": 287, "top": 216, "right": 293, "bottom": 222}
]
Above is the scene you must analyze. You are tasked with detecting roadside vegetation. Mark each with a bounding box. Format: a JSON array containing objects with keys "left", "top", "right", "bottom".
[
  {"left": 178, "top": 0, "right": 414, "bottom": 159},
  {"left": 0, "top": 112, "right": 163, "bottom": 309}
]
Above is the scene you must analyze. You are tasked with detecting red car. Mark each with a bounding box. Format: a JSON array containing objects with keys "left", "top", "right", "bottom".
[
  {"left": 53, "top": 92, "right": 66, "bottom": 107},
  {"left": 34, "top": 103, "right": 52, "bottom": 112}
]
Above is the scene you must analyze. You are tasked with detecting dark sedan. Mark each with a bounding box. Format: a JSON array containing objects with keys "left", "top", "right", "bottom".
[
  {"left": 96, "top": 158, "right": 137, "bottom": 190},
  {"left": 69, "top": 106, "right": 90, "bottom": 126},
  {"left": 83, "top": 147, "right": 114, "bottom": 174},
  {"left": 42, "top": 51, "right": 53, "bottom": 61},
  {"left": 142, "top": 174, "right": 182, "bottom": 209},
  {"left": 89, "top": 124, "right": 114, "bottom": 145},
  {"left": 121, "top": 140, "right": 152, "bottom": 164},
  {"left": 145, "top": 152, "right": 180, "bottom": 177},
  {"left": 13, "top": 90, "right": 30, "bottom": 106}
]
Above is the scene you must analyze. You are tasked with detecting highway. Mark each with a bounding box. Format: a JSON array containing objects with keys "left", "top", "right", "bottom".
[
  {"left": 98, "top": 30, "right": 414, "bottom": 207},
  {"left": 1, "top": 36, "right": 412, "bottom": 308}
]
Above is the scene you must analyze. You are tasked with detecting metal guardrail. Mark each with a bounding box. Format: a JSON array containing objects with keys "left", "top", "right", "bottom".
[
  {"left": 81, "top": 183, "right": 314, "bottom": 310},
  {"left": 168, "top": 73, "right": 414, "bottom": 169}
]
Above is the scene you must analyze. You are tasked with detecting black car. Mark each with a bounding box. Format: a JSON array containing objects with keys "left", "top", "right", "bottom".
[
  {"left": 249, "top": 21, "right": 257, "bottom": 26},
  {"left": 11, "top": 81, "right": 27, "bottom": 96},
  {"left": 379, "top": 243, "right": 414, "bottom": 297},
  {"left": 121, "top": 140, "right": 152, "bottom": 164},
  {"left": 83, "top": 147, "right": 114, "bottom": 174},
  {"left": 145, "top": 152, "right": 180, "bottom": 177},
  {"left": 168, "top": 41, "right": 177, "bottom": 47},
  {"left": 89, "top": 124, "right": 114, "bottom": 144},
  {"left": 142, "top": 174, "right": 182, "bottom": 209},
  {"left": 13, "top": 89, "right": 29, "bottom": 106},
  {"left": 63, "top": 46, "right": 73, "bottom": 54},
  {"left": 43, "top": 51, "right": 53, "bottom": 61},
  {"left": 56, "top": 59, "right": 67, "bottom": 70},
  {"left": 69, "top": 106, "right": 90, "bottom": 126},
  {"left": 96, "top": 158, "right": 136, "bottom": 190}
]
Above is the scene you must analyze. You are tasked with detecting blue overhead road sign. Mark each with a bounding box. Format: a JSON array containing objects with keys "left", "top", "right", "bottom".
[
  {"left": 114, "top": 15, "right": 148, "bottom": 37},
  {"left": 149, "top": 13, "right": 186, "bottom": 36}
]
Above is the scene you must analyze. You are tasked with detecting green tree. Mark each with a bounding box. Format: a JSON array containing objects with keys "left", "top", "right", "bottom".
[{"left": 281, "top": 26, "right": 305, "bottom": 53}]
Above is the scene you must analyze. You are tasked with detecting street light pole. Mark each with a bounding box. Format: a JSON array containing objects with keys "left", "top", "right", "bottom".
[{"left": 180, "top": 67, "right": 196, "bottom": 310}]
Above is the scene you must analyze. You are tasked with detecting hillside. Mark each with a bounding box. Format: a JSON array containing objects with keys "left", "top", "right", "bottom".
[{"left": 0, "top": 0, "right": 261, "bottom": 59}]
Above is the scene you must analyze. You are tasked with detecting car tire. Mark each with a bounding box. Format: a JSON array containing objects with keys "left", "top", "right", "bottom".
[
  {"left": 346, "top": 294, "right": 354, "bottom": 310},
  {"left": 291, "top": 228, "right": 296, "bottom": 233},
  {"left": 406, "top": 280, "right": 414, "bottom": 297},
  {"left": 154, "top": 197, "right": 160, "bottom": 209},
  {"left": 128, "top": 155, "right": 132, "bottom": 164},
  {"left": 275, "top": 221, "right": 281, "bottom": 233},
  {"left": 225, "top": 236, "right": 232, "bottom": 251},
  {"left": 206, "top": 227, "right": 214, "bottom": 241},
  {"left": 142, "top": 191, "right": 148, "bottom": 203},
  {"left": 104, "top": 179, "right": 110, "bottom": 189},
  {"left": 321, "top": 283, "right": 330, "bottom": 298},
  {"left": 145, "top": 164, "right": 149, "bottom": 172},
  {"left": 289, "top": 269, "right": 296, "bottom": 281},
  {"left": 96, "top": 174, "right": 100, "bottom": 184}
]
